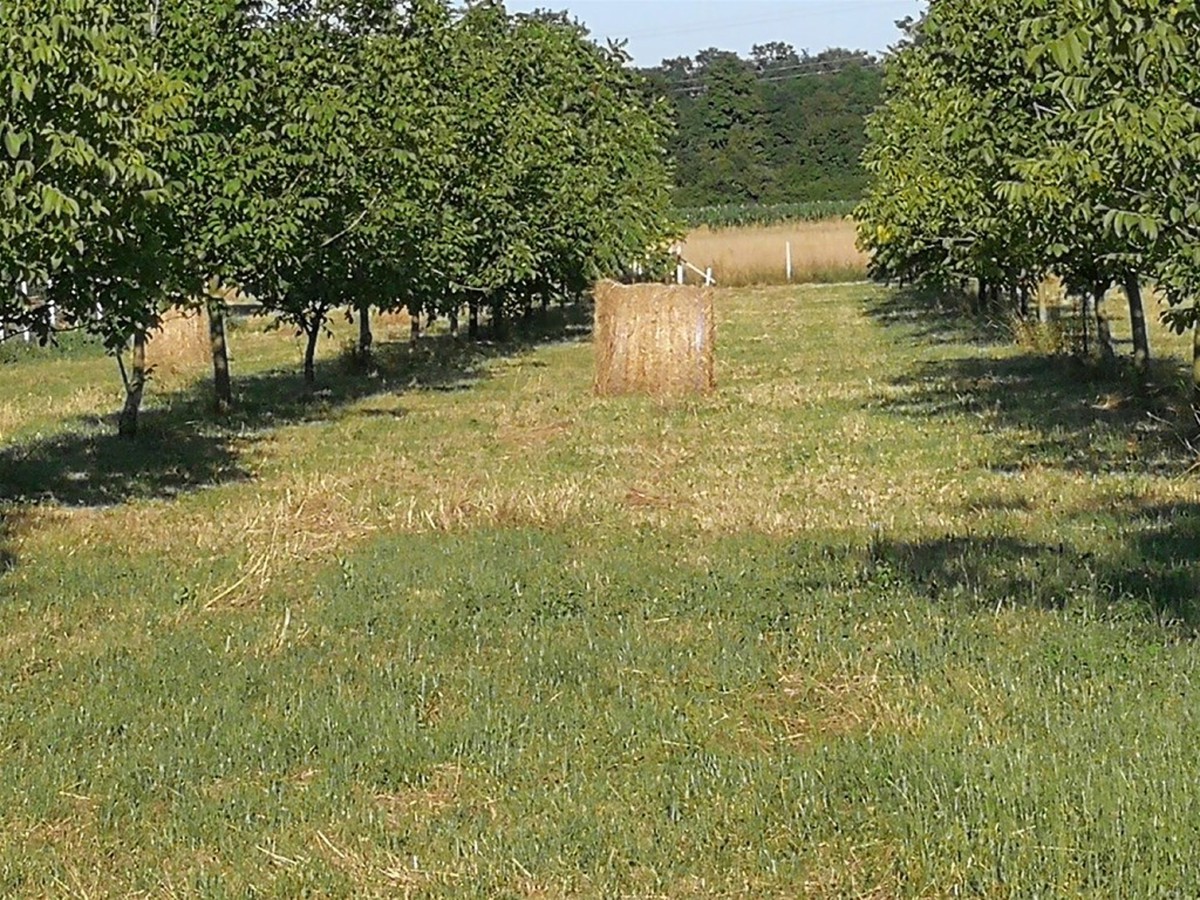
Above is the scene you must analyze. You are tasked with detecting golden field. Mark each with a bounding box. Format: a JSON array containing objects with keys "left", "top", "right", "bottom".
[{"left": 682, "top": 217, "right": 868, "bottom": 287}]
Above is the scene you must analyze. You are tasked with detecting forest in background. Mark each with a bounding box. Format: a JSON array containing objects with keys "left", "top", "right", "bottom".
[{"left": 640, "top": 44, "right": 884, "bottom": 208}]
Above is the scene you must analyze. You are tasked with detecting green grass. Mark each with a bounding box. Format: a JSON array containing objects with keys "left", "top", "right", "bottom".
[{"left": 2, "top": 287, "right": 1200, "bottom": 896}]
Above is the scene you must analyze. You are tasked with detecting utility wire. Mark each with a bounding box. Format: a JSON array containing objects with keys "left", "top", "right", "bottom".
[
  {"left": 662, "top": 60, "right": 884, "bottom": 95},
  {"left": 662, "top": 56, "right": 882, "bottom": 89},
  {"left": 617, "top": 0, "right": 915, "bottom": 41}
]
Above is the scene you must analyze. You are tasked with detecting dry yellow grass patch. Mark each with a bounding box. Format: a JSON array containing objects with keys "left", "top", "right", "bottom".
[
  {"left": 201, "top": 474, "right": 382, "bottom": 609},
  {"left": 773, "top": 659, "right": 922, "bottom": 744},
  {"left": 801, "top": 840, "right": 902, "bottom": 899},
  {"left": 372, "top": 763, "right": 465, "bottom": 824},
  {"left": 682, "top": 219, "right": 868, "bottom": 287}
]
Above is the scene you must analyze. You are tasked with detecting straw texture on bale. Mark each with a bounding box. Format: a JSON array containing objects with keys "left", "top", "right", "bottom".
[
  {"left": 593, "top": 280, "right": 715, "bottom": 397},
  {"left": 149, "top": 307, "right": 211, "bottom": 377}
]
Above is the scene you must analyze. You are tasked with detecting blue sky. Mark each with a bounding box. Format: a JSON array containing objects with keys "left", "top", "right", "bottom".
[{"left": 503, "top": 0, "right": 925, "bottom": 66}]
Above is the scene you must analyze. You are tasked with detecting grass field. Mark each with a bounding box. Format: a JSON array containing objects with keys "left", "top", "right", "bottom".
[
  {"left": 3, "top": 285, "right": 1200, "bottom": 895},
  {"left": 682, "top": 218, "right": 867, "bottom": 286}
]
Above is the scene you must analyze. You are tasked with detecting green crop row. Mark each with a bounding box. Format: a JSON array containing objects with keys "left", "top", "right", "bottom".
[{"left": 678, "top": 201, "right": 858, "bottom": 229}]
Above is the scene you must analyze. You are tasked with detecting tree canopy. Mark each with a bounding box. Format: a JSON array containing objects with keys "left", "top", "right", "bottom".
[
  {"left": 640, "top": 46, "right": 883, "bottom": 207},
  {"left": 857, "top": 0, "right": 1200, "bottom": 379},
  {"left": 1, "top": 0, "right": 676, "bottom": 431}
]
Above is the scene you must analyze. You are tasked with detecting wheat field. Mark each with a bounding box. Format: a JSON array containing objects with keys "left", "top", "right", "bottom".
[{"left": 682, "top": 217, "right": 868, "bottom": 287}]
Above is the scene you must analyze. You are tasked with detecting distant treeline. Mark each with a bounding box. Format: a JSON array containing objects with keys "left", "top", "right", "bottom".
[{"left": 640, "top": 44, "right": 883, "bottom": 208}]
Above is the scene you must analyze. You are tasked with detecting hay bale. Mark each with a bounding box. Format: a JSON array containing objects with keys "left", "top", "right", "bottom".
[
  {"left": 148, "top": 307, "right": 211, "bottom": 378},
  {"left": 594, "top": 280, "right": 715, "bottom": 397}
]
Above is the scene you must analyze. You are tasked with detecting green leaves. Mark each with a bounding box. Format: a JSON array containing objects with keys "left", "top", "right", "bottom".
[
  {"left": 3, "top": 130, "right": 24, "bottom": 159},
  {"left": 859, "top": 0, "right": 1200, "bottom": 325}
]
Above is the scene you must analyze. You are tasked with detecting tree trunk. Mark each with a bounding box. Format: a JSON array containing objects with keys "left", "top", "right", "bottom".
[
  {"left": 468, "top": 300, "right": 479, "bottom": 339},
  {"left": 449, "top": 307, "right": 459, "bottom": 337},
  {"left": 118, "top": 330, "right": 148, "bottom": 438},
  {"left": 357, "top": 301, "right": 373, "bottom": 358},
  {"left": 1095, "top": 283, "right": 1115, "bottom": 361},
  {"left": 208, "top": 299, "right": 233, "bottom": 414},
  {"left": 1085, "top": 284, "right": 1114, "bottom": 362},
  {"left": 976, "top": 276, "right": 988, "bottom": 314},
  {"left": 491, "top": 296, "right": 507, "bottom": 340},
  {"left": 1080, "top": 293, "right": 1092, "bottom": 357},
  {"left": 1193, "top": 312, "right": 1200, "bottom": 408},
  {"left": 303, "top": 323, "right": 320, "bottom": 389},
  {"left": 409, "top": 307, "right": 421, "bottom": 343},
  {"left": 1124, "top": 272, "right": 1150, "bottom": 371}
]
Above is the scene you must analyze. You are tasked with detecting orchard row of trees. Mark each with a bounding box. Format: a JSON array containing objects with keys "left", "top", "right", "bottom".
[
  {"left": 857, "top": 2, "right": 1200, "bottom": 381},
  {"left": 1, "top": 0, "right": 675, "bottom": 434},
  {"left": 641, "top": 46, "right": 882, "bottom": 207}
]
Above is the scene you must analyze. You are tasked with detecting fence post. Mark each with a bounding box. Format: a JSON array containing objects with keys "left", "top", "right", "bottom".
[
  {"left": 704, "top": 267, "right": 713, "bottom": 286},
  {"left": 786, "top": 241, "right": 793, "bottom": 283},
  {"left": 676, "top": 264, "right": 685, "bottom": 285}
]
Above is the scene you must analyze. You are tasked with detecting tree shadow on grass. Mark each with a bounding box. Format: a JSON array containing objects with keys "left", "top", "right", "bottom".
[
  {"left": 0, "top": 415, "right": 249, "bottom": 507},
  {"left": 860, "top": 501, "right": 1200, "bottom": 626},
  {"left": 0, "top": 303, "right": 593, "bottom": 512},
  {"left": 865, "top": 284, "right": 1197, "bottom": 474},
  {"left": 861, "top": 284, "right": 1009, "bottom": 346},
  {"left": 881, "top": 352, "right": 1192, "bottom": 475}
]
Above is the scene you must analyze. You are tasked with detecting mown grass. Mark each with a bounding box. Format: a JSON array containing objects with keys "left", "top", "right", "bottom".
[{"left": 3, "top": 285, "right": 1200, "bottom": 895}]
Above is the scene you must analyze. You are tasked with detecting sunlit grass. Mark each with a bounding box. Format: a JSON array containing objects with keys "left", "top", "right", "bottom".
[{"left": 2, "top": 285, "right": 1200, "bottom": 895}]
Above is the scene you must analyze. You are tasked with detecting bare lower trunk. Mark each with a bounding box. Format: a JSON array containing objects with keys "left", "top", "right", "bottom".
[
  {"left": 1095, "top": 284, "right": 1114, "bottom": 361},
  {"left": 208, "top": 300, "right": 232, "bottom": 413},
  {"left": 1080, "top": 293, "right": 1093, "bottom": 357},
  {"left": 409, "top": 307, "right": 421, "bottom": 343},
  {"left": 468, "top": 300, "right": 479, "bottom": 339},
  {"left": 303, "top": 324, "right": 320, "bottom": 389},
  {"left": 449, "top": 307, "right": 459, "bottom": 337},
  {"left": 357, "top": 302, "right": 373, "bottom": 358},
  {"left": 1124, "top": 272, "right": 1150, "bottom": 371},
  {"left": 491, "top": 296, "right": 507, "bottom": 340},
  {"left": 1193, "top": 312, "right": 1200, "bottom": 407},
  {"left": 118, "top": 330, "right": 148, "bottom": 438}
]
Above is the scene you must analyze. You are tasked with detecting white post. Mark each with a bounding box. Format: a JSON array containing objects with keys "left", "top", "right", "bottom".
[
  {"left": 786, "top": 241, "right": 793, "bottom": 283},
  {"left": 705, "top": 267, "right": 713, "bottom": 286},
  {"left": 47, "top": 299, "right": 56, "bottom": 328},
  {"left": 676, "top": 264, "right": 685, "bottom": 285}
]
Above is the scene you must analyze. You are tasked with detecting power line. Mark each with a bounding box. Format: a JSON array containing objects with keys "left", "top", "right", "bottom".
[
  {"left": 661, "top": 59, "right": 884, "bottom": 95},
  {"left": 617, "top": 0, "right": 917, "bottom": 41},
  {"left": 663, "top": 55, "right": 881, "bottom": 87}
]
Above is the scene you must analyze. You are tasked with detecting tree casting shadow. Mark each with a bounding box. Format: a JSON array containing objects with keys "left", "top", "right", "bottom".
[{"left": 0, "top": 303, "right": 593, "bottom": 512}]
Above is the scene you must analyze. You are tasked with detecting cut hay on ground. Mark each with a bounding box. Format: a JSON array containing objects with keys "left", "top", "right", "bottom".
[{"left": 593, "top": 280, "right": 715, "bottom": 397}]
